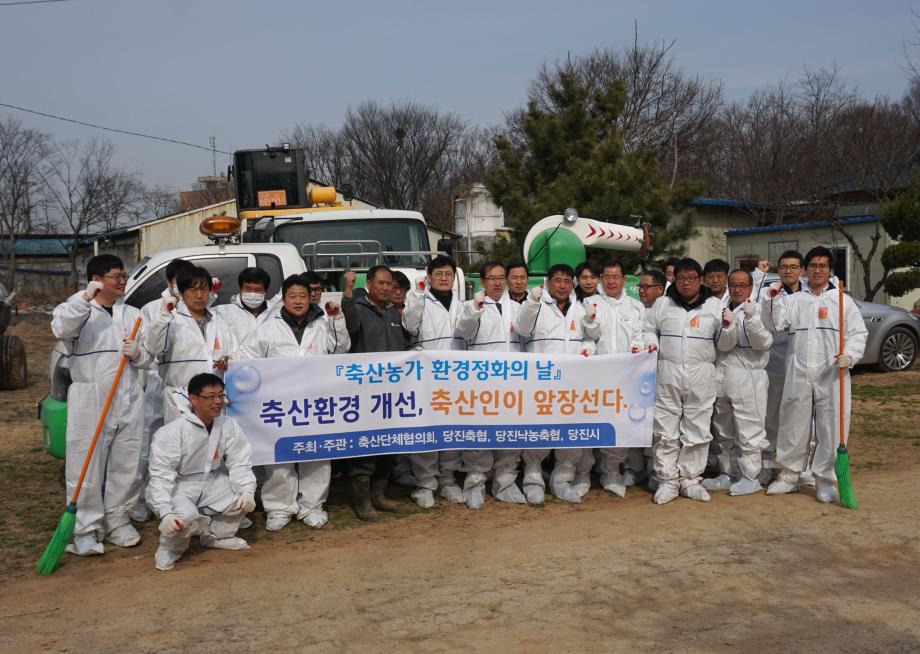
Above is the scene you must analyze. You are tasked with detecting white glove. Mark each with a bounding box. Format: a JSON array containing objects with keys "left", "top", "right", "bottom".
[
  {"left": 528, "top": 285, "right": 543, "bottom": 302},
  {"left": 83, "top": 281, "right": 104, "bottom": 302},
  {"left": 768, "top": 282, "right": 783, "bottom": 298},
  {"left": 415, "top": 277, "right": 428, "bottom": 294},
  {"left": 233, "top": 492, "right": 256, "bottom": 514},
  {"left": 160, "top": 288, "right": 178, "bottom": 314},
  {"left": 835, "top": 354, "right": 854, "bottom": 368},
  {"left": 474, "top": 290, "right": 486, "bottom": 309},
  {"left": 159, "top": 514, "right": 184, "bottom": 534},
  {"left": 630, "top": 344, "right": 641, "bottom": 353},
  {"left": 121, "top": 338, "right": 140, "bottom": 360},
  {"left": 721, "top": 308, "right": 735, "bottom": 326},
  {"left": 324, "top": 301, "right": 341, "bottom": 317},
  {"left": 584, "top": 301, "right": 598, "bottom": 322},
  {"left": 742, "top": 299, "right": 756, "bottom": 319}
]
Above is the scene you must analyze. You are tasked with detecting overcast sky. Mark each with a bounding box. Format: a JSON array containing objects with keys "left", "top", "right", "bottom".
[{"left": 0, "top": 0, "right": 916, "bottom": 189}]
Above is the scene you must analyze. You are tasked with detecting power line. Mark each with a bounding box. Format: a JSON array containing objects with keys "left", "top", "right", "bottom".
[
  {"left": 0, "top": 102, "right": 231, "bottom": 155},
  {"left": 0, "top": 0, "right": 73, "bottom": 6}
]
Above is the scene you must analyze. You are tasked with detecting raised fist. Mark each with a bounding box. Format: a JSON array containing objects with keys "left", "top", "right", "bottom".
[
  {"left": 584, "top": 301, "right": 598, "bottom": 322},
  {"left": 757, "top": 260, "right": 771, "bottom": 273},
  {"left": 474, "top": 290, "right": 485, "bottom": 309},
  {"left": 325, "top": 301, "right": 341, "bottom": 317},
  {"left": 768, "top": 282, "right": 782, "bottom": 298},
  {"left": 83, "top": 280, "right": 104, "bottom": 302},
  {"left": 743, "top": 299, "right": 756, "bottom": 318},
  {"left": 343, "top": 270, "right": 357, "bottom": 291},
  {"left": 160, "top": 287, "right": 178, "bottom": 314},
  {"left": 528, "top": 285, "right": 543, "bottom": 303},
  {"left": 721, "top": 308, "right": 734, "bottom": 327}
]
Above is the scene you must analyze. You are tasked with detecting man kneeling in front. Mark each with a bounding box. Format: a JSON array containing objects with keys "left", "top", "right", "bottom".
[{"left": 147, "top": 372, "right": 257, "bottom": 571}]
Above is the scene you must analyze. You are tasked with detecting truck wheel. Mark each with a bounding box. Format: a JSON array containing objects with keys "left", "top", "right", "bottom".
[
  {"left": 877, "top": 326, "right": 918, "bottom": 372},
  {"left": 0, "top": 334, "right": 27, "bottom": 390}
]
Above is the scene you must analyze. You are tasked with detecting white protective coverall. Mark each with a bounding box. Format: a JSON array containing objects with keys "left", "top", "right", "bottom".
[
  {"left": 146, "top": 411, "right": 256, "bottom": 562},
  {"left": 403, "top": 287, "right": 466, "bottom": 502},
  {"left": 514, "top": 287, "right": 600, "bottom": 503},
  {"left": 212, "top": 295, "right": 277, "bottom": 347},
  {"left": 51, "top": 293, "right": 149, "bottom": 541},
  {"left": 759, "top": 284, "right": 796, "bottom": 468},
  {"left": 589, "top": 291, "right": 646, "bottom": 495},
  {"left": 643, "top": 287, "right": 736, "bottom": 499},
  {"left": 710, "top": 300, "right": 773, "bottom": 489},
  {"left": 763, "top": 283, "right": 867, "bottom": 487},
  {"left": 145, "top": 300, "right": 237, "bottom": 423},
  {"left": 238, "top": 305, "right": 350, "bottom": 526},
  {"left": 454, "top": 292, "right": 523, "bottom": 505}
]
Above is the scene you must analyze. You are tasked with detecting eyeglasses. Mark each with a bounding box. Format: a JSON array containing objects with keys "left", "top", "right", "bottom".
[
  {"left": 104, "top": 273, "right": 128, "bottom": 282},
  {"left": 308, "top": 287, "right": 323, "bottom": 294},
  {"left": 638, "top": 284, "right": 663, "bottom": 291},
  {"left": 483, "top": 276, "right": 505, "bottom": 282},
  {"left": 807, "top": 263, "right": 831, "bottom": 271},
  {"left": 778, "top": 264, "right": 801, "bottom": 271},
  {"left": 675, "top": 275, "right": 700, "bottom": 283},
  {"left": 729, "top": 283, "right": 752, "bottom": 289},
  {"left": 602, "top": 274, "right": 624, "bottom": 281},
  {"left": 191, "top": 393, "right": 227, "bottom": 402},
  {"left": 431, "top": 271, "right": 455, "bottom": 280}
]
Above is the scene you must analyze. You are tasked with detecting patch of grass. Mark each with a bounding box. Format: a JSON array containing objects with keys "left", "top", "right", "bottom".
[{"left": 852, "top": 382, "right": 920, "bottom": 402}]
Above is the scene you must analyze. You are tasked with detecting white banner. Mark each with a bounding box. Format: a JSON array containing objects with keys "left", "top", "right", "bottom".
[{"left": 225, "top": 350, "right": 657, "bottom": 465}]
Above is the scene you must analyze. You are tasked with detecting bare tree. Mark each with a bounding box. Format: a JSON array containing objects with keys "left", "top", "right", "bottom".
[
  {"left": 141, "top": 184, "right": 180, "bottom": 220},
  {"left": 40, "top": 138, "right": 142, "bottom": 285},
  {"left": 527, "top": 30, "right": 723, "bottom": 187},
  {"left": 285, "top": 101, "right": 485, "bottom": 229},
  {"left": 0, "top": 116, "right": 50, "bottom": 288}
]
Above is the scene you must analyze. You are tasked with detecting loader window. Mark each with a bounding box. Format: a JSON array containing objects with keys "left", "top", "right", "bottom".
[
  {"left": 235, "top": 151, "right": 305, "bottom": 211},
  {"left": 275, "top": 219, "right": 430, "bottom": 270}
]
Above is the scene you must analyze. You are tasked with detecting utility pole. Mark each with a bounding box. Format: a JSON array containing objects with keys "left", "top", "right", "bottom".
[{"left": 210, "top": 134, "right": 217, "bottom": 177}]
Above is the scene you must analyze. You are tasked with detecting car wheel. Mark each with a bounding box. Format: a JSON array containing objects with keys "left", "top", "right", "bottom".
[{"left": 877, "top": 326, "right": 918, "bottom": 372}]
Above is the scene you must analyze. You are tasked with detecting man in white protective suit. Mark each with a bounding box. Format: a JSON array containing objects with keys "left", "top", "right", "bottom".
[
  {"left": 52, "top": 254, "right": 149, "bottom": 555},
  {"left": 133, "top": 258, "right": 193, "bottom": 523},
  {"left": 238, "top": 273, "right": 350, "bottom": 531},
  {"left": 147, "top": 373, "right": 257, "bottom": 571},
  {"left": 454, "top": 260, "right": 523, "bottom": 508},
  {"left": 703, "top": 269, "right": 773, "bottom": 496},
  {"left": 513, "top": 263, "right": 601, "bottom": 505},
  {"left": 763, "top": 246, "right": 867, "bottom": 503},
  {"left": 144, "top": 265, "right": 237, "bottom": 424},
  {"left": 212, "top": 266, "right": 277, "bottom": 346},
  {"left": 642, "top": 258, "right": 736, "bottom": 505},
  {"left": 587, "top": 259, "right": 647, "bottom": 497},
  {"left": 758, "top": 250, "right": 804, "bottom": 483},
  {"left": 402, "top": 255, "right": 466, "bottom": 508}
]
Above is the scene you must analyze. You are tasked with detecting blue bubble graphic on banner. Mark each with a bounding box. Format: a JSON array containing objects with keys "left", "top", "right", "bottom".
[
  {"left": 226, "top": 364, "right": 261, "bottom": 396},
  {"left": 627, "top": 403, "right": 646, "bottom": 423},
  {"left": 640, "top": 380, "right": 654, "bottom": 395}
]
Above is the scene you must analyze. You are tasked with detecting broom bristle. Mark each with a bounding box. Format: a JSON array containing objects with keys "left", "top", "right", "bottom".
[
  {"left": 836, "top": 445, "right": 858, "bottom": 510},
  {"left": 35, "top": 505, "right": 76, "bottom": 576}
]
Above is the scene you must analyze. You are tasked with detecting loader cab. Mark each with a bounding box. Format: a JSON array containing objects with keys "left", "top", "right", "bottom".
[{"left": 233, "top": 145, "right": 309, "bottom": 219}]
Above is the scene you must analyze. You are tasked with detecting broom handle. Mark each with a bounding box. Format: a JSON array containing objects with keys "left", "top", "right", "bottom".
[
  {"left": 838, "top": 281, "right": 846, "bottom": 447},
  {"left": 69, "top": 316, "right": 142, "bottom": 505}
]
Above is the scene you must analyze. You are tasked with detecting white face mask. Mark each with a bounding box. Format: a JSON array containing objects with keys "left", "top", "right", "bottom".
[{"left": 241, "top": 292, "right": 265, "bottom": 309}]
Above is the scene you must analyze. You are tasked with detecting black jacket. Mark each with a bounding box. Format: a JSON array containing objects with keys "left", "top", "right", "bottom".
[{"left": 342, "top": 293, "right": 407, "bottom": 353}]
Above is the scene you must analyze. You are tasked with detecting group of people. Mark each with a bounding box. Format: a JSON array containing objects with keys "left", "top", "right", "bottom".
[{"left": 51, "top": 245, "right": 866, "bottom": 570}]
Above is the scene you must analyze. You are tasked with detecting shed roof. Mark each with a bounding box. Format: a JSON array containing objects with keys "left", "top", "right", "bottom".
[{"left": 724, "top": 214, "right": 879, "bottom": 236}]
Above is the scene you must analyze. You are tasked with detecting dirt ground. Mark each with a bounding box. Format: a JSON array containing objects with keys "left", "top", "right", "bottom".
[{"left": 1, "top": 314, "right": 919, "bottom": 653}]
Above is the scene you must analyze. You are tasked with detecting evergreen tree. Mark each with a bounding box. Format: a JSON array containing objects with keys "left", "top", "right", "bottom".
[
  {"left": 881, "top": 175, "right": 920, "bottom": 297},
  {"left": 485, "top": 71, "right": 702, "bottom": 271}
]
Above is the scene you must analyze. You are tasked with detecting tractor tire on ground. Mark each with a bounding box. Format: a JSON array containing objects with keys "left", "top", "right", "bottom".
[{"left": 0, "top": 334, "right": 28, "bottom": 390}]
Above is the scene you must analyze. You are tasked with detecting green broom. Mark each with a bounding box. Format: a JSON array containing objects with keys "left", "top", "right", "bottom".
[
  {"left": 835, "top": 282, "right": 857, "bottom": 509},
  {"left": 36, "top": 317, "right": 141, "bottom": 575}
]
